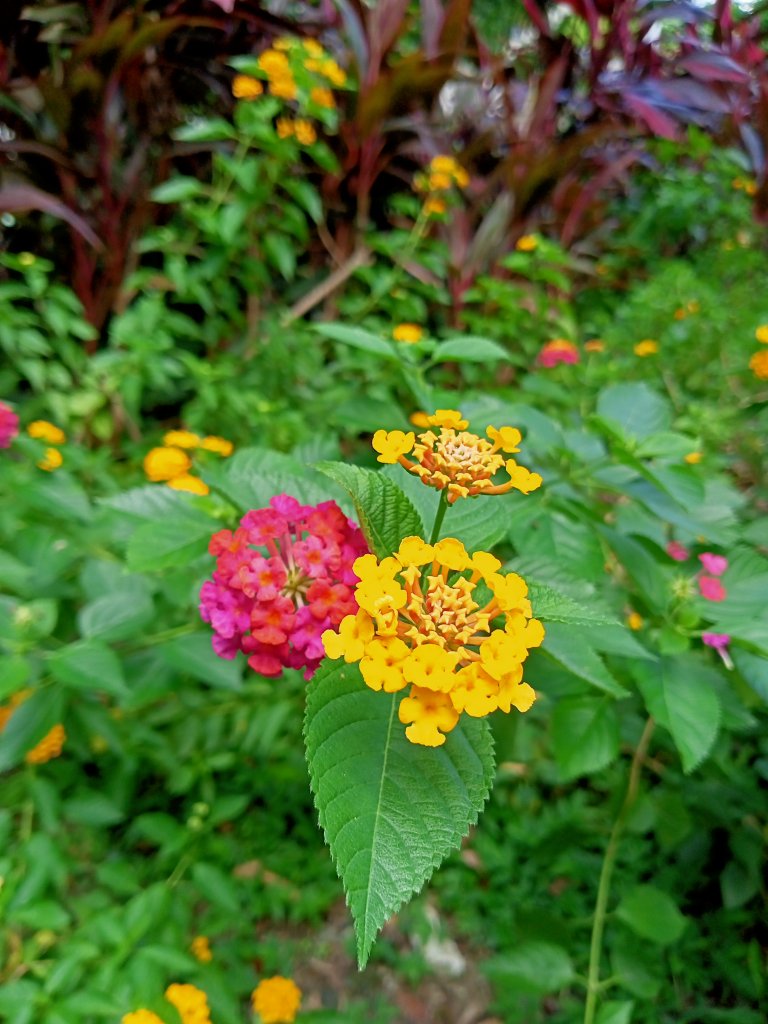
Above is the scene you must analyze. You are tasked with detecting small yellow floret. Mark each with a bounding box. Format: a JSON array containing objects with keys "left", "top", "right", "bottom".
[
  {"left": 371, "top": 429, "right": 415, "bottom": 464},
  {"left": 252, "top": 976, "right": 302, "bottom": 1024},
  {"left": 392, "top": 323, "right": 423, "bottom": 344},
  {"left": 122, "top": 1011, "right": 166, "bottom": 1024},
  {"left": 755, "top": 324, "right": 768, "bottom": 344},
  {"left": 293, "top": 119, "right": 317, "bottom": 145},
  {"left": 270, "top": 75, "right": 298, "bottom": 100},
  {"left": 162, "top": 429, "right": 200, "bottom": 449},
  {"left": 38, "top": 447, "right": 63, "bottom": 471},
  {"left": 200, "top": 435, "right": 234, "bottom": 456},
  {"left": 515, "top": 234, "right": 538, "bottom": 252},
  {"left": 191, "top": 935, "right": 213, "bottom": 963},
  {"left": 167, "top": 474, "right": 210, "bottom": 496},
  {"left": 749, "top": 349, "right": 768, "bottom": 380},
  {"left": 627, "top": 611, "right": 644, "bottom": 631},
  {"left": 25, "top": 724, "right": 66, "bottom": 764},
  {"left": 27, "top": 420, "right": 66, "bottom": 445},
  {"left": 232, "top": 74, "right": 263, "bottom": 100},
  {"left": 684, "top": 451, "right": 703, "bottom": 465},
  {"left": 310, "top": 86, "right": 335, "bottom": 108},
  {"left": 634, "top": 339, "right": 659, "bottom": 357},
  {"left": 143, "top": 446, "right": 191, "bottom": 482},
  {"left": 165, "top": 983, "right": 212, "bottom": 1024}
]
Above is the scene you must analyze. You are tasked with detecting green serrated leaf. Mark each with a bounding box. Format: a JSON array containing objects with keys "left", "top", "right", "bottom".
[
  {"left": 632, "top": 655, "right": 721, "bottom": 773},
  {"left": 126, "top": 519, "right": 212, "bottom": 572},
  {"left": 527, "top": 580, "right": 618, "bottom": 626},
  {"left": 48, "top": 640, "right": 127, "bottom": 698},
  {"left": 315, "top": 463, "right": 424, "bottom": 559},
  {"left": 305, "top": 659, "right": 494, "bottom": 967},
  {"left": 596, "top": 383, "right": 671, "bottom": 439},
  {"left": 551, "top": 696, "right": 621, "bottom": 780},
  {"left": 542, "top": 624, "right": 629, "bottom": 697}
]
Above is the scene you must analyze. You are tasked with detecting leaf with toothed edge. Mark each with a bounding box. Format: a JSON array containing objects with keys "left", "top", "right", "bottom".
[{"left": 304, "top": 658, "right": 495, "bottom": 968}]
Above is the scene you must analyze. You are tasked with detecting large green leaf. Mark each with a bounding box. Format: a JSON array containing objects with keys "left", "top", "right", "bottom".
[
  {"left": 305, "top": 659, "right": 494, "bottom": 968},
  {"left": 615, "top": 885, "right": 687, "bottom": 945},
  {"left": 48, "top": 640, "right": 127, "bottom": 698},
  {"left": 428, "top": 335, "right": 511, "bottom": 364},
  {"left": 126, "top": 519, "right": 213, "bottom": 572},
  {"left": 632, "top": 655, "right": 721, "bottom": 773},
  {"left": 596, "top": 383, "right": 671, "bottom": 439},
  {"left": 312, "top": 323, "right": 400, "bottom": 361},
  {"left": 551, "top": 696, "right": 621, "bottom": 780},
  {"left": 203, "top": 447, "right": 342, "bottom": 515},
  {"left": 316, "top": 463, "right": 424, "bottom": 559},
  {"left": 542, "top": 624, "right": 629, "bottom": 697},
  {"left": 527, "top": 581, "right": 618, "bottom": 627}
]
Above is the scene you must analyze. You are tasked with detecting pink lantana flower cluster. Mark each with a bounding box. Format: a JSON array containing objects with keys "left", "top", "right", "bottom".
[
  {"left": 667, "top": 540, "right": 733, "bottom": 664},
  {"left": 200, "top": 495, "right": 368, "bottom": 678},
  {"left": 0, "top": 401, "right": 19, "bottom": 449}
]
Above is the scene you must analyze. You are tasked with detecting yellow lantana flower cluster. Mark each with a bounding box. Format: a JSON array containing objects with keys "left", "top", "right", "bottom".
[
  {"left": 416, "top": 154, "right": 470, "bottom": 193},
  {"left": 322, "top": 537, "right": 542, "bottom": 746},
  {"left": 234, "top": 37, "right": 346, "bottom": 112},
  {"left": 276, "top": 117, "right": 317, "bottom": 145},
  {"left": 372, "top": 409, "right": 542, "bottom": 504},
  {"left": 0, "top": 692, "right": 66, "bottom": 764},
  {"left": 143, "top": 431, "right": 233, "bottom": 496},
  {"left": 749, "top": 349, "right": 768, "bottom": 380},
  {"left": 252, "top": 976, "right": 302, "bottom": 1023},
  {"left": 165, "top": 983, "right": 212, "bottom": 1024},
  {"left": 27, "top": 419, "right": 66, "bottom": 471},
  {"left": 122, "top": 1012, "right": 165, "bottom": 1024},
  {"left": 190, "top": 935, "right": 213, "bottom": 963}
]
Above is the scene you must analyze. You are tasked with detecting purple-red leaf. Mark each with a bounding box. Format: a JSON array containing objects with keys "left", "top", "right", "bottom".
[
  {"left": 0, "top": 184, "right": 103, "bottom": 249},
  {"left": 679, "top": 51, "right": 751, "bottom": 84},
  {"left": 623, "top": 92, "right": 680, "bottom": 138}
]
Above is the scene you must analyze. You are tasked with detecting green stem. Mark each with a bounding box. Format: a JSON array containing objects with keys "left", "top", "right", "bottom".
[
  {"left": 123, "top": 622, "right": 198, "bottom": 651},
  {"left": 583, "top": 717, "right": 655, "bottom": 1024},
  {"left": 429, "top": 491, "right": 449, "bottom": 544}
]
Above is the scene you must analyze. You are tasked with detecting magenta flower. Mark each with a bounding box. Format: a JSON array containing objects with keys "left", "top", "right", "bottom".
[
  {"left": 200, "top": 495, "right": 368, "bottom": 679},
  {"left": 0, "top": 401, "right": 19, "bottom": 449},
  {"left": 537, "top": 339, "right": 580, "bottom": 368},
  {"left": 698, "top": 575, "right": 727, "bottom": 602},
  {"left": 699, "top": 552, "right": 728, "bottom": 577},
  {"left": 702, "top": 632, "right": 730, "bottom": 650},
  {"left": 702, "top": 632, "right": 733, "bottom": 669},
  {"left": 666, "top": 540, "right": 690, "bottom": 562}
]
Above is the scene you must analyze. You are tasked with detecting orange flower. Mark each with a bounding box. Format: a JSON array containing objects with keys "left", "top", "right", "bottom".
[
  {"left": 232, "top": 75, "right": 263, "bottom": 100},
  {"left": 515, "top": 234, "right": 538, "bottom": 252},
  {"left": 749, "top": 349, "right": 768, "bottom": 380}
]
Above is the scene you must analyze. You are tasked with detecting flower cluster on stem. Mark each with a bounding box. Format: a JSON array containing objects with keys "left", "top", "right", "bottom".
[
  {"left": 322, "top": 536, "right": 543, "bottom": 746},
  {"left": 201, "top": 495, "right": 368, "bottom": 678}
]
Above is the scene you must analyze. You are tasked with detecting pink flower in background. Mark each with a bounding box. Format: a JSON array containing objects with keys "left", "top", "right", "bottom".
[
  {"left": 698, "top": 575, "right": 727, "bottom": 602},
  {"left": 537, "top": 339, "right": 580, "bottom": 368},
  {"left": 702, "top": 632, "right": 733, "bottom": 669},
  {"left": 699, "top": 552, "right": 728, "bottom": 576},
  {"left": 200, "top": 495, "right": 368, "bottom": 679},
  {"left": 0, "top": 401, "right": 19, "bottom": 448},
  {"left": 702, "top": 632, "right": 730, "bottom": 650},
  {"left": 666, "top": 540, "right": 690, "bottom": 562}
]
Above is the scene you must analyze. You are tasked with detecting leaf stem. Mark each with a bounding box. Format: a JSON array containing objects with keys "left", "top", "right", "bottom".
[
  {"left": 583, "top": 717, "right": 655, "bottom": 1024},
  {"left": 429, "top": 490, "right": 449, "bottom": 544}
]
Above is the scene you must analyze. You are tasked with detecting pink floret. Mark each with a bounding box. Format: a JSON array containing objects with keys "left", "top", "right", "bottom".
[
  {"left": 0, "top": 401, "right": 19, "bottom": 449},
  {"left": 698, "top": 575, "right": 727, "bottom": 602},
  {"left": 666, "top": 541, "right": 690, "bottom": 562},
  {"left": 699, "top": 552, "right": 728, "bottom": 577}
]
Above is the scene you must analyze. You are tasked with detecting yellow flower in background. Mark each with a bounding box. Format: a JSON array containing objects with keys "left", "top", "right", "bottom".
[
  {"left": 293, "top": 119, "right": 317, "bottom": 145},
  {"left": 191, "top": 935, "right": 213, "bottom": 963},
  {"left": 634, "top": 339, "right": 659, "bottom": 357},
  {"left": 273, "top": 36, "right": 295, "bottom": 51},
  {"left": 143, "top": 446, "right": 191, "bottom": 482},
  {"left": 319, "top": 59, "right": 346, "bottom": 87},
  {"left": 515, "top": 234, "right": 538, "bottom": 252},
  {"left": 276, "top": 118, "right": 294, "bottom": 139},
  {"left": 744, "top": 180, "right": 758, "bottom": 196},
  {"left": 122, "top": 1012, "right": 165, "bottom": 1024},
  {"left": 687, "top": 300, "right": 700, "bottom": 314},
  {"left": 749, "top": 349, "right": 768, "bottom": 380},
  {"left": 373, "top": 410, "right": 541, "bottom": 504},
  {"left": 165, "top": 983, "right": 212, "bottom": 1024},
  {"left": 322, "top": 537, "right": 542, "bottom": 746},
  {"left": 684, "top": 451, "right": 703, "bottom": 465},
  {"left": 392, "top": 323, "right": 423, "bottom": 344},
  {"left": 27, "top": 420, "right": 66, "bottom": 445},
  {"left": 252, "top": 976, "right": 302, "bottom": 1024},
  {"left": 584, "top": 339, "right": 605, "bottom": 352},
  {"left": 309, "top": 86, "right": 335, "bottom": 109},
  {"left": 232, "top": 75, "right": 263, "bottom": 100},
  {"left": 270, "top": 75, "right": 298, "bottom": 100},
  {"left": 167, "top": 474, "right": 210, "bottom": 496},
  {"left": 627, "top": 611, "right": 644, "bottom": 631},
  {"left": 38, "top": 447, "right": 63, "bottom": 472},
  {"left": 258, "top": 50, "right": 291, "bottom": 76},
  {"left": 25, "top": 724, "right": 66, "bottom": 764},
  {"left": 423, "top": 195, "right": 446, "bottom": 216},
  {"left": 409, "top": 411, "right": 431, "bottom": 428},
  {"left": 755, "top": 325, "right": 768, "bottom": 344},
  {"left": 303, "top": 38, "right": 323, "bottom": 57},
  {"left": 200, "top": 435, "right": 234, "bottom": 456},
  {"left": 162, "top": 429, "right": 200, "bottom": 449}
]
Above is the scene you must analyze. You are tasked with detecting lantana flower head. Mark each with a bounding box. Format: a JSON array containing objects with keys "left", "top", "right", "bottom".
[
  {"left": 538, "top": 339, "right": 579, "bottom": 367},
  {"left": 165, "top": 984, "right": 211, "bottom": 1024},
  {"left": 200, "top": 495, "right": 368, "bottom": 678},
  {"left": 122, "top": 1012, "right": 165, "bottom": 1024},
  {"left": 372, "top": 410, "right": 541, "bottom": 504},
  {"left": 749, "top": 349, "right": 768, "bottom": 380},
  {"left": 699, "top": 552, "right": 728, "bottom": 576},
  {"left": 252, "top": 976, "right": 302, "bottom": 1024},
  {"left": 322, "top": 536, "right": 543, "bottom": 746},
  {"left": 755, "top": 324, "right": 768, "bottom": 344},
  {"left": 698, "top": 575, "right": 726, "bottom": 602},
  {"left": 0, "top": 401, "right": 19, "bottom": 448},
  {"left": 27, "top": 420, "right": 66, "bottom": 445},
  {"left": 703, "top": 631, "right": 733, "bottom": 669},
  {"left": 634, "top": 339, "right": 659, "bottom": 357},
  {"left": 666, "top": 540, "right": 690, "bottom": 562}
]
